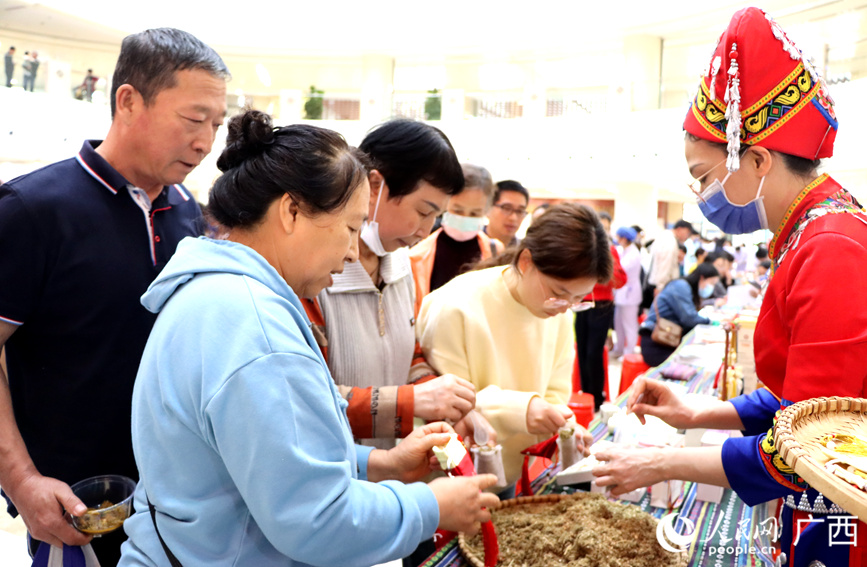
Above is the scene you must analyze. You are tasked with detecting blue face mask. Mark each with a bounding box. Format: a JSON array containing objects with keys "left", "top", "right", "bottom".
[
  {"left": 699, "top": 283, "right": 715, "bottom": 298},
  {"left": 697, "top": 173, "right": 768, "bottom": 235}
]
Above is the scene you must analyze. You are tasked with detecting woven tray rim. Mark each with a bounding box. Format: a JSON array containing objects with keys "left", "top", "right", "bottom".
[
  {"left": 455, "top": 493, "right": 682, "bottom": 567},
  {"left": 774, "top": 396, "right": 867, "bottom": 520},
  {"left": 457, "top": 494, "right": 577, "bottom": 567}
]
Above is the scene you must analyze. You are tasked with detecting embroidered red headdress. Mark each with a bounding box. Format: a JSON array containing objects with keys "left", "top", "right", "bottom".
[{"left": 683, "top": 7, "right": 838, "bottom": 172}]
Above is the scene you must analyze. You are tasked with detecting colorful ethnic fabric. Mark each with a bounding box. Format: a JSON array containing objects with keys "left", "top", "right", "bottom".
[
  {"left": 692, "top": 63, "right": 824, "bottom": 147},
  {"left": 684, "top": 8, "right": 838, "bottom": 170},
  {"left": 772, "top": 188, "right": 867, "bottom": 274}
]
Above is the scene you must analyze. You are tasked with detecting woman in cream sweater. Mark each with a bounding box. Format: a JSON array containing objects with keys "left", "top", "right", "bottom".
[{"left": 417, "top": 203, "right": 613, "bottom": 490}]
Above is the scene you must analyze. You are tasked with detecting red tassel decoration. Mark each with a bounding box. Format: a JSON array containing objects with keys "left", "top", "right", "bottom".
[
  {"left": 433, "top": 434, "right": 500, "bottom": 566},
  {"left": 518, "top": 434, "right": 560, "bottom": 496}
]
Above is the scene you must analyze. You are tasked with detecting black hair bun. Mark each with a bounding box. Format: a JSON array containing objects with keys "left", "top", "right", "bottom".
[{"left": 217, "top": 110, "right": 275, "bottom": 172}]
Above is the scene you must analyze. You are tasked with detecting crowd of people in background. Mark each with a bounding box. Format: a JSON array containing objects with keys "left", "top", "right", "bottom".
[
  {"left": 4, "top": 45, "right": 99, "bottom": 100},
  {"left": 4, "top": 46, "right": 39, "bottom": 91},
  {"left": 0, "top": 16, "right": 804, "bottom": 567}
]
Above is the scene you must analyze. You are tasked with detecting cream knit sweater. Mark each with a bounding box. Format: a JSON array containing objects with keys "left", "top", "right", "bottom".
[{"left": 417, "top": 266, "right": 575, "bottom": 484}]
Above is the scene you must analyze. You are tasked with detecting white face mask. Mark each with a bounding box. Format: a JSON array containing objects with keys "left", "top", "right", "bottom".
[
  {"left": 441, "top": 212, "right": 484, "bottom": 242},
  {"left": 360, "top": 180, "right": 388, "bottom": 256}
]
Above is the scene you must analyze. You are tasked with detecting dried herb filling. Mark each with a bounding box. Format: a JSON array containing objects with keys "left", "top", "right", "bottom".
[{"left": 462, "top": 493, "right": 687, "bottom": 567}]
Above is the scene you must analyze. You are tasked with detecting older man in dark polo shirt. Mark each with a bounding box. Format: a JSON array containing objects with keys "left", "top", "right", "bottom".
[{"left": 0, "top": 28, "right": 228, "bottom": 565}]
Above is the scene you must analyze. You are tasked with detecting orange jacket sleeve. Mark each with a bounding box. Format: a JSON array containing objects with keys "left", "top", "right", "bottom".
[{"left": 301, "top": 297, "right": 415, "bottom": 438}]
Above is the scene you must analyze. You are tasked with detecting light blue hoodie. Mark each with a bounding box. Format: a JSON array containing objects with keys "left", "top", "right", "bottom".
[{"left": 119, "top": 237, "right": 438, "bottom": 567}]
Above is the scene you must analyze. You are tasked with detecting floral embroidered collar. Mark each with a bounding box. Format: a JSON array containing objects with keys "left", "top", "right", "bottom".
[{"left": 769, "top": 175, "right": 867, "bottom": 273}]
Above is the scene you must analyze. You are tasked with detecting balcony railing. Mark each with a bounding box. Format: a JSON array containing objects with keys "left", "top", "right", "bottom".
[
  {"left": 303, "top": 93, "right": 361, "bottom": 120},
  {"left": 300, "top": 90, "right": 618, "bottom": 120},
  {"left": 546, "top": 91, "right": 609, "bottom": 117},
  {"left": 465, "top": 93, "right": 523, "bottom": 119},
  {"left": 390, "top": 93, "right": 425, "bottom": 120}
]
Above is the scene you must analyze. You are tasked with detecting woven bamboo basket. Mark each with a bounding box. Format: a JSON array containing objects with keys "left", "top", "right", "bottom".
[
  {"left": 457, "top": 493, "right": 687, "bottom": 567},
  {"left": 458, "top": 494, "right": 568, "bottom": 567},
  {"left": 775, "top": 396, "right": 867, "bottom": 521}
]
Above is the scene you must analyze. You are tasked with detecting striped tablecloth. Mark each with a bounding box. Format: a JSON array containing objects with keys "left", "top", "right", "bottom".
[
  {"left": 420, "top": 328, "right": 778, "bottom": 567},
  {"left": 420, "top": 478, "right": 777, "bottom": 567}
]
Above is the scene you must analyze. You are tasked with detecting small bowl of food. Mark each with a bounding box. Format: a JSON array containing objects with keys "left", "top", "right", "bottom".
[{"left": 70, "top": 475, "right": 136, "bottom": 535}]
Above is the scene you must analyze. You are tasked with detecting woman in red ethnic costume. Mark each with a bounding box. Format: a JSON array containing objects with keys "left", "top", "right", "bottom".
[{"left": 591, "top": 7, "right": 867, "bottom": 567}]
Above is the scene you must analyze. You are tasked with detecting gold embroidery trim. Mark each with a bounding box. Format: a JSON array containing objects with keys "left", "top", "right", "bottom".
[{"left": 768, "top": 174, "right": 830, "bottom": 259}]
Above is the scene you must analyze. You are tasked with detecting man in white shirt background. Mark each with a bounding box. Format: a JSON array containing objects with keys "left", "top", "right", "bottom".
[{"left": 645, "top": 219, "right": 696, "bottom": 302}]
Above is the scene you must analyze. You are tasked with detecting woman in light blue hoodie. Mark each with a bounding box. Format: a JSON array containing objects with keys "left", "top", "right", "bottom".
[{"left": 119, "top": 110, "right": 498, "bottom": 567}]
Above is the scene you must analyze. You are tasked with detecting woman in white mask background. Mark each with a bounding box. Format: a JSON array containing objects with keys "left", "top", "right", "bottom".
[
  {"left": 409, "top": 163, "right": 504, "bottom": 315},
  {"left": 302, "top": 119, "right": 491, "bottom": 454}
]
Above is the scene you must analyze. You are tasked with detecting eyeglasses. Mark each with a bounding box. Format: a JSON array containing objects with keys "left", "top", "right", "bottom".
[
  {"left": 688, "top": 157, "right": 727, "bottom": 203},
  {"left": 492, "top": 204, "right": 529, "bottom": 218},
  {"left": 538, "top": 275, "right": 595, "bottom": 312}
]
